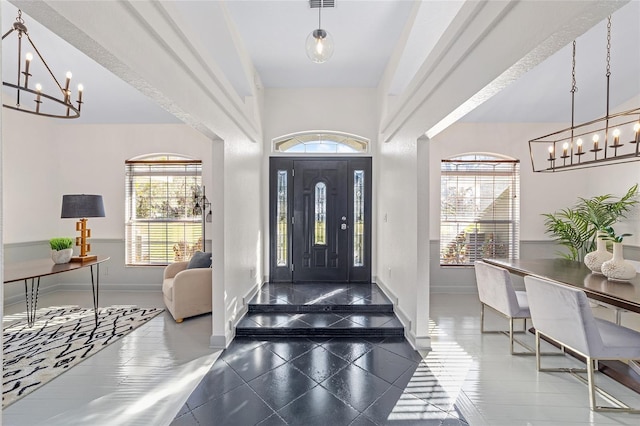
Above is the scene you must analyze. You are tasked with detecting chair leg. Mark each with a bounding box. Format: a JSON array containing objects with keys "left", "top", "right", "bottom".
[
  {"left": 587, "top": 357, "right": 596, "bottom": 411},
  {"left": 535, "top": 330, "right": 541, "bottom": 371},
  {"left": 480, "top": 303, "right": 485, "bottom": 333}
]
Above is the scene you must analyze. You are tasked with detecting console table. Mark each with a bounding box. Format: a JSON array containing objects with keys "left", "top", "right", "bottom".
[{"left": 4, "top": 256, "right": 110, "bottom": 327}]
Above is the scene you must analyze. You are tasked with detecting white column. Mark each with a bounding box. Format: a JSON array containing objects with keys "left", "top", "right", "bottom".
[
  {"left": 210, "top": 138, "right": 226, "bottom": 348},
  {"left": 414, "top": 135, "right": 431, "bottom": 349}
]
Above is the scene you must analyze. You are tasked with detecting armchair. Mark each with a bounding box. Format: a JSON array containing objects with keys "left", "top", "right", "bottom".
[{"left": 162, "top": 261, "right": 212, "bottom": 322}]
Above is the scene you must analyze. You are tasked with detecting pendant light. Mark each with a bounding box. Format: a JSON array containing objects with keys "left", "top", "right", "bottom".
[{"left": 305, "top": 0, "right": 334, "bottom": 63}]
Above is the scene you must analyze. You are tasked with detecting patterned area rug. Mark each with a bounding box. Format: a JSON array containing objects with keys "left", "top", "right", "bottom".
[{"left": 2, "top": 305, "right": 164, "bottom": 408}]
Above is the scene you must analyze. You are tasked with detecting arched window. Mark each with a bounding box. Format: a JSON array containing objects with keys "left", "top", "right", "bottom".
[
  {"left": 440, "top": 153, "right": 520, "bottom": 266},
  {"left": 125, "top": 154, "right": 203, "bottom": 265},
  {"left": 273, "top": 131, "right": 369, "bottom": 154}
]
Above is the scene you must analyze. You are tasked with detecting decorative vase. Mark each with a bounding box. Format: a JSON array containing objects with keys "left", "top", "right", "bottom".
[
  {"left": 601, "top": 242, "right": 636, "bottom": 281},
  {"left": 584, "top": 232, "right": 612, "bottom": 274},
  {"left": 52, "top": 248, "right": 73, "bottom": 264}
]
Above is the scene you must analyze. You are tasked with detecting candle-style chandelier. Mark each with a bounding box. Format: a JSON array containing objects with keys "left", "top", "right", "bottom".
[
  {"left": 2, "top": 9, "right": 84, "bottom": 119},
  {"left": 528, "top": 16, "right": 639, "bottom": 172}
]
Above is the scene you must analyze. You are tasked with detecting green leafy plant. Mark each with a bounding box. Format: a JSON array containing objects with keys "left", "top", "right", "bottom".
[
  {"left": 599, "top": 226, "right": 632, "bottom": 243},
  {"left": 49, "top": 237, "right": 74, "bottom": 251},
  {"left": 542, "top": 184, "right": 638, "bottom": 261}
]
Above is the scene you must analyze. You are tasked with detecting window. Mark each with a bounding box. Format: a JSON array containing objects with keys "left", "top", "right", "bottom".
[
  {"left": 314, "top": 182, "right": 327, "bottom": 245},
  {"left": 274, "top": 131, "right": 368, "bottom": 153},
  {"left": 276, "top": 170, "right": 288, "bottom": 266},
  {"left": 125, "top": 155, "right": 202, "bottom": 266},
  {"left": 353, "top": 170, "right": 365, "bottom": 266},
  {"left": 440, "top": 154, "right": 520, "bottom": 266}
]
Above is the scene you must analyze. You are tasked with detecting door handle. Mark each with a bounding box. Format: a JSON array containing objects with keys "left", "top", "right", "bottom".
[{"left": 341, "top": 224, "right": 348, "bottom": 230}]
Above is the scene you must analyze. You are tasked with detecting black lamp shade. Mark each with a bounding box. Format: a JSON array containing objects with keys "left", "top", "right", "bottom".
[{"left": 61, "top": 194, "right": 105, "bottom": 218}]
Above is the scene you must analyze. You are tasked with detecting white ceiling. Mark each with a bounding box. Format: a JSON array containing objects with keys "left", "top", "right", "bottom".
[{"left": 2, "top": 0, "right": 639, "bottom": 127}]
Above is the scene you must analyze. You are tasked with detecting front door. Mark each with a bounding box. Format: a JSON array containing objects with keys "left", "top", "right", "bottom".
[{"left": 270, "top": 157, "right": 371, "bottom": 283}]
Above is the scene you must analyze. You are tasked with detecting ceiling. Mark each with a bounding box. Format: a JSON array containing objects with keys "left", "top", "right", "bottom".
[{"left": 1, "top": 0, "right": 639, "bottom": 127}]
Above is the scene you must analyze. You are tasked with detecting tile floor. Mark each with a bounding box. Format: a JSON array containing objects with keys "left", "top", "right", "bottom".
[{"left": 3, "top": 288, "right": 640, "bottom": 425}]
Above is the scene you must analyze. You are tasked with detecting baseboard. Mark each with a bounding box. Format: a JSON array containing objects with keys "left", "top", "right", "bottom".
[
  {"left": 56, "top": 283, "right": 163, "bottom": 292},
  {"left": 210, "top": 334, "right": 227, "bottom": 349},
  {"left": 375, "top": 277, "right": 413, "bottom": 336},
  {"left": 430, "top": 285, "right": 478, "bottom": 294},
  {"left": 406, "top": 329, "right": 431, "bottom": 351}
]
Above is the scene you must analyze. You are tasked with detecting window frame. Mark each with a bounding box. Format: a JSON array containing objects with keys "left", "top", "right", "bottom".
[
  {"left": 440, "top": 154, "right": 520, "bottom": 267},
  {"left": 273, "top": 131, "right": 370, "bottom": 155},
  {"left": 125, "top": 155, "right": 203, "bottom": 266}
]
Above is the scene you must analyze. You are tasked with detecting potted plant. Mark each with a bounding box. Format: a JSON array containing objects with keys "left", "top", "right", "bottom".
[
  {"left": 50, "top": 237, "right": 74, "bottom": 264},
  {"left": 543, "top": 184, "right": 638, "bottom": 261}
]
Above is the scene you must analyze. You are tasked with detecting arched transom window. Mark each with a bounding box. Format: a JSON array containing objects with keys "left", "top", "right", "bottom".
[{"left": 274, "top": 131, "right": 369, "bottom": 154}]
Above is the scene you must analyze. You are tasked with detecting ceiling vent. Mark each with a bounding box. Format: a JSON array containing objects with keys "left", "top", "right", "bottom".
[{"left": 310, "top": 0, "right": 335, "bottom": 9}]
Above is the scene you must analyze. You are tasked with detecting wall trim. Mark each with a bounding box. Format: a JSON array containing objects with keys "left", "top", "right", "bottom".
[{"left": 375, "top": 277, "right": 412, "bottom": 333}]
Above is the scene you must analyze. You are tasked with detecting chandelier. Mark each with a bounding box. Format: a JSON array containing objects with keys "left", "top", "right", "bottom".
[
  {"left": 305, "top": 0, "right": 334, "bottom": 63},
  {"left": 2, "top": 9, "right": 84, "bottom": 119},
  {"left": 528, "top": 16, "right": 639, "bottom": 172}
]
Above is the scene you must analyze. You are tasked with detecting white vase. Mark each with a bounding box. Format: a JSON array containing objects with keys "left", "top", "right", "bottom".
[
  {"left": 52, "top": 248, "right": 73, "bottom": 264},
  {"left": 584, "top": 232, "right": 612, "bottom": 274},
  {"left": 601, "top": 242, "right": 636, "bottom": 281}
]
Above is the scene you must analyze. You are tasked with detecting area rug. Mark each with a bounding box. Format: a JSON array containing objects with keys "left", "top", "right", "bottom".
[{"left": 2, "top": 305, "right": 164, "bottom": 408}]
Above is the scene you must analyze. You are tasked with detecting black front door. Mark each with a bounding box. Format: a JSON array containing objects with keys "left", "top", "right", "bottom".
[
  {"left": 292, "top": 159, "right": 349, "bottom": 281},
  {"left": 269, "top": 157, "right": 371, "bottom": 283}
]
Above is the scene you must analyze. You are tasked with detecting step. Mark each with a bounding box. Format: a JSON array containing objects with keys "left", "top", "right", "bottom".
[
  {"left": 247, "top": 282, "right": 394, "bottom": 314},
  {"left": 235, "top": 312, "right": 404, "bottom": 338}
]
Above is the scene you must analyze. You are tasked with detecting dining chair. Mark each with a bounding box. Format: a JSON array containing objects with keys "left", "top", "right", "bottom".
[
  {"left": 524, "top": 275, "right": 640, "bottom": 412},
  {"left": 474, "top": 260, "right": 534, "bottom": 355}
]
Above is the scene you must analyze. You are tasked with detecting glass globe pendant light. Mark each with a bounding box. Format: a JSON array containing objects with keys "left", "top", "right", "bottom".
[{"left": 305, "top": 1, "right": 334, "bottom": 63}]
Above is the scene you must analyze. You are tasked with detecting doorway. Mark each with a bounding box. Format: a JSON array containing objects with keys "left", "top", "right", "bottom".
[{"left": 269, "top": 157, "right": 371, "bottom": 283}]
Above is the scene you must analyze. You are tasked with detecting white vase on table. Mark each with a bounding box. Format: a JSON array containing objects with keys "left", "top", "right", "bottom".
[
  {"left": 601, "top": 242, "right": 636, "bottom": 281},
  {"left": 584, "top": 232, "right": 612, "bottom": 274}
]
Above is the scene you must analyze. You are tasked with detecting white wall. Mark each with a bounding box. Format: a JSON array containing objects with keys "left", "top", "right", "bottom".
[
  {"left": 215, "top": 133, "right": 263, "bottom": 346},
  {"left": 2, "top": 112, "right": 214, "bottom": 243},
  {"left": 263, "top": 88, "right": 379, "bottom": 143}
]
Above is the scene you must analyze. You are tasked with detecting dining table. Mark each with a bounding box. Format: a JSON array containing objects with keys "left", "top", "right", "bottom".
[{"left": 483, "top": 257, "right": 640, "bottom": 393}]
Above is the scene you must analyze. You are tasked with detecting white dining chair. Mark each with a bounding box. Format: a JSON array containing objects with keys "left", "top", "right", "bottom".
[
  {"left": 524, "top": 275, "right": 640, "bottom": 412},
  {"left": 474, "top": 260, "right": 534, "bottom": 355}
]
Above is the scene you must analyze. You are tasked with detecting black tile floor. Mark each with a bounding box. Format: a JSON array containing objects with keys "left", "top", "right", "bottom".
[{"left": 171, "top": 283, "right": 469, "bottom": 426}]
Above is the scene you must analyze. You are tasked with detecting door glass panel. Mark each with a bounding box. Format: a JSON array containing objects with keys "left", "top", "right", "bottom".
[
  {"left": 276, "top": 170, "right": 288, "bottom": 266},
  {"left": 354, "top": 170, "right": 365, "bottom": 266},
  {"left": 315, "top": 182, "right": 326, "bottom": 245}
]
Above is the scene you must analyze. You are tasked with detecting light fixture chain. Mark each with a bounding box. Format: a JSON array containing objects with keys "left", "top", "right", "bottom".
[
  {"left": 606, "top": 16, "right": 611, "bottom": 77},
  {"left": 570, "top": 40, "right": 577, "bottom": 93}
]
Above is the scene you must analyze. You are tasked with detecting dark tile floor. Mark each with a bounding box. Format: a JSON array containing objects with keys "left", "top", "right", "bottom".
[
  {"left": 171, "top": 283, "right": 468, "bottom": 425},
  {"left": 171, "top": 336, "right": 468, "bottom": 426}
]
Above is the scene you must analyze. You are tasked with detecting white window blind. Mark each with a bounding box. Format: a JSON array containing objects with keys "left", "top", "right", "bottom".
[
  {"left": 125, "top": 158, "right": 202, "bottom": 266},
  {"left": 440, "top": 155, "right": 520, "bottom": 266}
]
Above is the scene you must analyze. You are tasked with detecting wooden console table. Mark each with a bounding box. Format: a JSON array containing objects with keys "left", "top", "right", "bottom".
[{"left": 3, "top": 256, "right": 110, "bottom": 327}]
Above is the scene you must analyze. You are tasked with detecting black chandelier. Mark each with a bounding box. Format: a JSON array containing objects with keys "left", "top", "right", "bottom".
[
  {"left": 2, "top": 9, "right": 84, "bottom": 119},
  {"left": 528, "top": 16, "right": 639, "bottom": 172}
]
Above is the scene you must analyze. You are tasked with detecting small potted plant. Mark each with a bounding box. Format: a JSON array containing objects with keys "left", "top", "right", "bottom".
[
  {"left": 50, "top": 237, "right": 74, "bottom": 264},
  {"left": 599, "top": 227, "right": 636, "bottom": 281}
]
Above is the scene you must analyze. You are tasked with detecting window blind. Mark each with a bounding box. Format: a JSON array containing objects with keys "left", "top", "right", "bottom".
[
  {"left": 125, "top": 159, "right": 202, "bottom": 266},
  {"left": 440, "top": 157, "right": 520, "bottom": 266}
]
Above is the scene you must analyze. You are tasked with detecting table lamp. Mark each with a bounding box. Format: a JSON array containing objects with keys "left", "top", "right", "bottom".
[{"left": 61, "top": 194, "right": 105, "bottom": 263}]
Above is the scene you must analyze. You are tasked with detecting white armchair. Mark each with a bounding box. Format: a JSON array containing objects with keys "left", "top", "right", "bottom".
[
  {"left": 525, "top": 275, "right": 640, "bottom": 412},
  {"left": 162, "top": 261, "right": 212, "bottom": 323}
]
